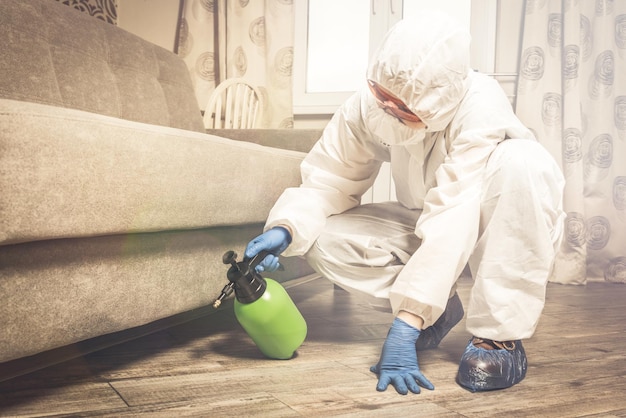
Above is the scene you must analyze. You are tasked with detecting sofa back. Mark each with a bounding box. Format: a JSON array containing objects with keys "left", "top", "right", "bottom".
[{"left": 0, "top": 0, "right": 205, "bottom": 132}]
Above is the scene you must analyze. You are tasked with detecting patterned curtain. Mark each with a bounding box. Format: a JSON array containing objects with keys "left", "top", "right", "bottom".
[
  {"left": 55, "top": 0, "right": 117, "bottom": 25},
  {"left": 177, "top": 0, "right": 294, "bottom": 128},
  {"left": 516, "top": 0, "right": 626, "bottom": 284},
  {"left": 177, "top": 0, "right": 216, "bottom": 115}
]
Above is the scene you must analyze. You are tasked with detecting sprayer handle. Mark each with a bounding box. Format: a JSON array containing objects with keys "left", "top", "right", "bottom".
[
  {"left": 246, "top": 250, "right": 285, "bottom": 272},
  {"left": 223, "top": 250, "right": 275, "bottom": 269},
  {"left": 246, "top": 250, "right": 271, "bottom": 270}
]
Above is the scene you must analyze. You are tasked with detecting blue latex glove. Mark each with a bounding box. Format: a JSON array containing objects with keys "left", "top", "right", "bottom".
[
  {"left": 244, "top": 226, "right": 292, "bottom": 272},
  {"left": 370, "top": 318, "right": 435, "bottom": 395}
]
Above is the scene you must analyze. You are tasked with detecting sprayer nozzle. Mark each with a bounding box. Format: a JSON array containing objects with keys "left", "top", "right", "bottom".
[{"left": 213, "top": 282, "right": 234, "bottom": 309}]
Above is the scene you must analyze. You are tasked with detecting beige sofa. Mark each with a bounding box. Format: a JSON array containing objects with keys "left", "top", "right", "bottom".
[{"left": 0, "top": 0, "right": 319, "bottom": 380}]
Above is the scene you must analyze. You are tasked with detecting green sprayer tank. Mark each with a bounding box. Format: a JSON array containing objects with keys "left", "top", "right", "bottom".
[{"left": 213, "top": 250, "right": 307, "bottom": 360}]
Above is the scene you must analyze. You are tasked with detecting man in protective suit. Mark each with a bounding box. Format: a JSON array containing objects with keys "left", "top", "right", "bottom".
[{"left": 245, "top": 11, "right": 565, "bottom": 394}]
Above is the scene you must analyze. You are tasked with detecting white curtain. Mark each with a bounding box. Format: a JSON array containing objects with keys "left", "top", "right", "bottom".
[
  {"left": 177, "top": 0, "right": 294, "bottom": 128},
  {"left": 516, "top": 0, "right": 626, "bottom": 284}
]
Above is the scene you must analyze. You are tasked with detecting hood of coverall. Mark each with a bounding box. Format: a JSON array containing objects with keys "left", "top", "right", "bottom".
[{"left": 366, "top": 12, "right": 471, "bottom": 144}]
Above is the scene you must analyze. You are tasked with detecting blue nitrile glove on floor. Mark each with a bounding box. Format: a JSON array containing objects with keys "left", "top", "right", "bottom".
[
  {"left": 370, "top": 317, "right": 435, "bottom": 395},
  {"left": 245, "top": 226, "right": 292, "bottom": 272}
]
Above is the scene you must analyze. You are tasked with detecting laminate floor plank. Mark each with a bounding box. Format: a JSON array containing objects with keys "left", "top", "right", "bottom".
[
  {"left": 0, "top": 277, "right": 625, "bottom": 417},
  {"left": 0, "top": 382, "right": 127, "bottom": 417}
]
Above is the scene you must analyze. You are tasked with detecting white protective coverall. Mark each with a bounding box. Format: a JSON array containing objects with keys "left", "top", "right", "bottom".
[{"left": 265, "top": 13, "right": 565, "bottom": 341}]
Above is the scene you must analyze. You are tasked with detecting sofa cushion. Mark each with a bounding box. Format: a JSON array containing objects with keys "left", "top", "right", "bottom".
[
  {"left": 0, "top": 99, "right": 306, "bottom": 245},
  {"left": 205, "top": 129, "right": 321, "bottom": 154},
  {"left": 0, "top": 0, "right": 204, "bottom": 132}
]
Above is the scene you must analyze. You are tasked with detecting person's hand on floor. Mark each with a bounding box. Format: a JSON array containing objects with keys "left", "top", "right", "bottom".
[{"left": 370, "top": 317, "right": 435, "bottom": 395}]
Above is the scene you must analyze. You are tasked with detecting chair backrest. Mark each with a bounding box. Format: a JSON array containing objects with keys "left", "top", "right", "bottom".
[{"left": 203, "top": 78, "right": 263, "bottom": 129}]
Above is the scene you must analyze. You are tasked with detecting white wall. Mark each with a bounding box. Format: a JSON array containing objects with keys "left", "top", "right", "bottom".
[{"left": 117, "top": 0, "right": 180, "bottom": 52}]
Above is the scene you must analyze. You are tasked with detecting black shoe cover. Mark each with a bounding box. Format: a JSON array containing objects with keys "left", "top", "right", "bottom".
[
  {"left": 415, "top": 292, "right": 464, "bottom": 350},
  {"left": 457, "top": 338, "right": 527, "bottom": 392}
]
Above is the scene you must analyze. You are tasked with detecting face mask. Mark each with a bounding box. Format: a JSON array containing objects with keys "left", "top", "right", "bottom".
[{"left": 365, "top": 101, "right": 427, "bottom": 147}]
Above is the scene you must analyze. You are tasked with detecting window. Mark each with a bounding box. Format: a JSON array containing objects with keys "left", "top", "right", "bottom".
[
  {"left": 293, "top": 0, "right": 500, "bottom": 115},
  {"left": 304, "top": 0, "right": 371, "bottom": 94}
]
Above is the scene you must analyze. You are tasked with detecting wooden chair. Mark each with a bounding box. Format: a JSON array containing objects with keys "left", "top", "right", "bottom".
[{"left": 203, "top": 78, "right": 263, "bottom": 129}]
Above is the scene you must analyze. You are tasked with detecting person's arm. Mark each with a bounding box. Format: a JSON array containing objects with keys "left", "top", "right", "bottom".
[
  {"left": 244, "top": 89, "right": 387, "bottom": 269},
  {"left": 263, "top": 89, "right": 388, "bottom": 257}
]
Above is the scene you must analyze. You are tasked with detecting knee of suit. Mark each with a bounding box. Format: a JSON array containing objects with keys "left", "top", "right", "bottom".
[{"left": 489, "top": 139, "right": 563, "bottom": 191}]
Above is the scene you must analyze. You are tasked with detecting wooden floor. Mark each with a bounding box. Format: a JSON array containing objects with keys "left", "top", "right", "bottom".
[{"left": 1, "top": 276, "right": 625, "bottom": 417}]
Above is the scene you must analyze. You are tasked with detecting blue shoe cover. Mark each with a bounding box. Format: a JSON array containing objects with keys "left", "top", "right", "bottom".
[{"left": 457, "top": 337, "right": 527, "bottom": 392}]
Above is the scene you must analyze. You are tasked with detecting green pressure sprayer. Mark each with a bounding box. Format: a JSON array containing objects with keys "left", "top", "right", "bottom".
[{"left": 213, "top": 250, "right": 307, "bottom": 360}]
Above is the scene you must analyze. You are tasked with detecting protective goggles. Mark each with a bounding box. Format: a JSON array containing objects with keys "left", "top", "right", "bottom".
[{"left": 367, "top": 79, "right": 422, "bottom": 124}]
